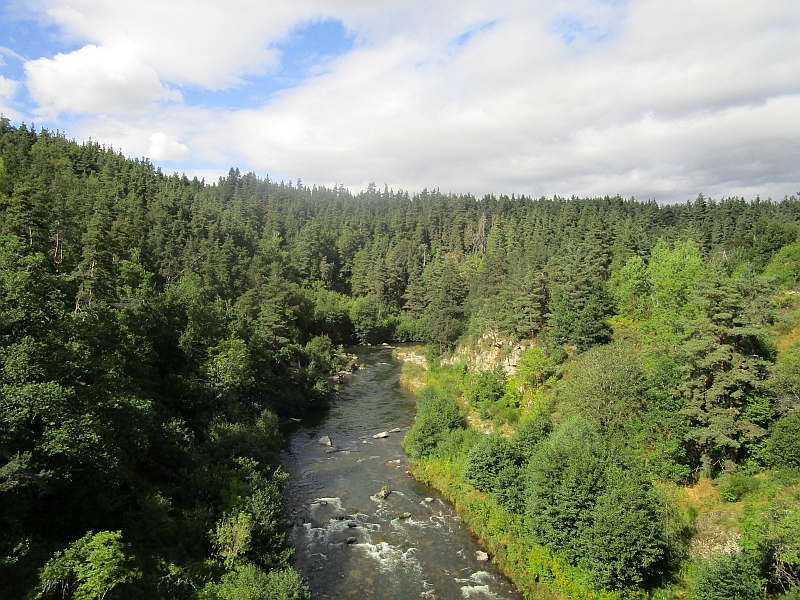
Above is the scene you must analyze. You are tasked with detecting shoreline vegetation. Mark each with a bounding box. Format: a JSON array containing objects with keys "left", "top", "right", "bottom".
[
  {"left": 398, "top": 320, "right": 800, "bottom": 599},
  {"left": 3, "top": 119, "right": 800, "bottom": 598}
]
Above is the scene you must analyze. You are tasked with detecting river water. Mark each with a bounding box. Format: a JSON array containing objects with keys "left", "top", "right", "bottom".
[{"left": 282, "top": 345, "right": 523, "bottom": 600}]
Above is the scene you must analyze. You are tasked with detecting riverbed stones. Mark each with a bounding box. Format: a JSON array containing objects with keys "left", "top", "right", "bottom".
[
  {"left": 372, "top": 431, "right": 389, "bottom": 439},
  {"left": 400, "top": 512, "right": 412, "bottom": 519},
  {"left": 318, "top": 435, "right": 332, "bottom": 446},
  {"left": 476, "top": 551, "right": 489, "bottom": 562},
  {"left": 387, "top": 459, "right": 401, "bottom": 465}
]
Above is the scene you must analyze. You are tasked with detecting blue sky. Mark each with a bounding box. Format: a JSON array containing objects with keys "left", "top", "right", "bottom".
[
  {"left": 0, "top": 0, "right": 798, "bottom": 202},
  {"left": 178, "top": 19, "right": 357, "bottom": 112}
]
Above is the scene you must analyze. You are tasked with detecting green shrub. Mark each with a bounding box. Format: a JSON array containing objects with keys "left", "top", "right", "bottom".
[
  {"left": 393, "top": 315, "right": 429, "bottom": 342},
  {"left": 433, "top": 427, "right": 483, "bottom": 461},
  {"left": 764, "top": 242, "right": 800, "bottom": 289},
  {"left": 525, "top": 417, "right": 668, "bottom": 589},
  {"left": 581, "top": 466, "right": 667, "bottom": 589},
  {"left": 467, "top": 367, "right": 505, "bottom": 407},
  {"left": 403, "top": 388, "right": 463, "bottom": 458},
  {"left": 34, "top": 531, "right": 140, "bottom": 600},
  {"left": 463, "top": 434, "right": 518, "bottom": 493},
  {"left": 492, "top": 464, "right": 526, "bottom": 513},
  {"left": 525, "top": 418, "right": 606, "bottom": 561},
  {"left": 768, "top": 415, "right": 800, "bottom": 469},
  {"left": 718, "top": 473, "right": 760, "bottom": 503},
  {"left": 693, "top": 553, "right": 765, "bottom": 600},
  {"left": 740, "top": 496, "right": 800, "bottom": 592},
  {"left": 200, "top": 564, "right": 310, "bottom": 600},
  {"left": 510, "top": 413, "right": 553, "bottom": 459}
]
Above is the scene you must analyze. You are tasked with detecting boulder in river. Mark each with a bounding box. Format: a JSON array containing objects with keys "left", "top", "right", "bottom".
[
  {"left": 345, "top": 537, "right": 358, "bottom": 544},
  {"left": 373, "top": 431, "right": 390, "bottom": 439},
  {"left": 376, "top": 487, "right": 391, "bottom": 499},
  {"left": 424, "top": 497, "right": 434, "bottom": 503},
  {"left": 387, "top": 459, "right": 401, "bottom": 465},
  {"left": 318, "top": 435, "right": 332, "bottom": 446},
  {"left": 400, "top": 512, "right": 412, "bottom": 519},
  {"left": 476, "top": 551, "right": 489, "bottom": 562},
  {"left": 389, "top": 427, "right": 402, "bottom": 433}
]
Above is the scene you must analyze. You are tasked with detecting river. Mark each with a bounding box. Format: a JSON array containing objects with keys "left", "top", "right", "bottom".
[{"left": 282, "top": 345, "right": 523, "bottom": 599}]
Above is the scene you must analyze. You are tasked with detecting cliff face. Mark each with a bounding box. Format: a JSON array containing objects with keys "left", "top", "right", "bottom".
[{"left": 439, "top": 332, "right": 531, "bottom": 376}]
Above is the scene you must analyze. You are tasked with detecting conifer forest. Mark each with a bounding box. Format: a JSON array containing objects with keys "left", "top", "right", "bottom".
[{"left": 3, "top": 119, "right": 800, "bottom": 599}]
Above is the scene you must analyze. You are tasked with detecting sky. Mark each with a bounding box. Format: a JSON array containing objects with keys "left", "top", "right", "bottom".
[{"left": 0, "top": 0, "right": 798, "bottom": 203}]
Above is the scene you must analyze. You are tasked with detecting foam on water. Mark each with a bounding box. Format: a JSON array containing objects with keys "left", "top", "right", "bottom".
[
  {"left": 461, "top": 585, "right": 503, "bottom": 599},
  {"left": 358, "top": 540, "right": 422, "bottom": 575},
  {"left": 456, "top": 571, "right": 496, "bottom": 585}
]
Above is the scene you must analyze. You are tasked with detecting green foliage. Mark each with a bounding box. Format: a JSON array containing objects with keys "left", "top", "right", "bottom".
[
  {"left": 773, "top": 341, "right": 800, "bottom": 416},
  {"left": 741, "top": 494, "right": 800, "bottom": 592},
  {"left": 213, "top": 511, "right": 254, "bottom": 569},
  {"left": 463, "top": 434, "right": 518, "bottom": 493},
  {"left": 613, "top": 254, "right": 649, "bottom": 318},
  {"left": 199, "top": 564, "right": 310, "bottom": 600},
  {"left": 764, "top": 242, "right": 800, "bottom": 289},
  {"left": 34, "top": 531, "right": 140, "bottom": 600},
  {"left": 433, "top": 426, "right": 483, "bottom": 461},
  {"left": 693, "top": 553, "right": 766, "bottom": 600},
  {"left": 392, "top": 314, "right": 429, "bottom": 342},
  {"left": 467, "top": 366, "right": 506, "bottom": 409},
  {"left": 678, "top": 274, "right": 772, "bottom": 473},
  {"left": 423, "top": 255, "right": 467, "bottom": 349},
  {"left": 748, "top": 219, "right": 798, "bottom": 272},
  {"left": 718, "top": 473, "right": 761, "bottom": 502},
  {"left": 767, "top": 415, "right": 800, "bottom": 469},
  {"left": 349, "top": 294, "right": 392, "bottom": 345},
  {"left": 547, "top": 279, "right": 614, "bottom": 351},
  {"left": 581, "top": 466, "right": 667, "bottom": 589},
  {"left": 403, "top": 388, "right": 463, "bottom": 458},
  {"left": 560, "top": 340, "right": 644, "bottom": 436},
  {"left": 525, "top": 418, "right": 667, "bottom": 589},
  {"left": 525, "top": 418, "right": 607, "bottom": 561},
  {"left": 509, "top": 413, "right": 552, "bottom": 459}
]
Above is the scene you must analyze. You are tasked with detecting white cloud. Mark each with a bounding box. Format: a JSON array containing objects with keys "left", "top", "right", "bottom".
[
  {"left": 0, "top": 75, "right": 19, "bottom": 99},
  {"left": 19, "top": 0, "right": 800, "bottom": 201},
  {"left": 25, "top": 44, "right": 180, "bottom": 117},
  {"left": 148, "top": 132, "right": 190, "bottom": 162}
]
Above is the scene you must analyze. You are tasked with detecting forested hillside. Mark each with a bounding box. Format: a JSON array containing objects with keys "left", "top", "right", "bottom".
[{"left": 2, "top": 119, "right": 800, "bottom": 598}]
